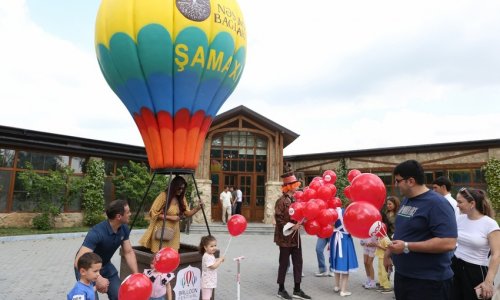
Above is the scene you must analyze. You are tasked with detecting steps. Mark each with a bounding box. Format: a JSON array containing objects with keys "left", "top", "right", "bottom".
[{"left": 186, "top": 223, "right": 275, "bottom": 235}]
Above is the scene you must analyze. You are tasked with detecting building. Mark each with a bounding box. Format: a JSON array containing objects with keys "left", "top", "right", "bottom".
[{"left": 1, "top": 105, "right": 499, "bottom": 227}]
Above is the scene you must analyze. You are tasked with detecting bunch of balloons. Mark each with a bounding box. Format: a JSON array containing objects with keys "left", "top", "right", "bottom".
[
  {"left": 342, "top": 169, "right": 386, "bottom": 239},
  {"left": 289, "top": 170, "right": 341, "bottom": 239}
]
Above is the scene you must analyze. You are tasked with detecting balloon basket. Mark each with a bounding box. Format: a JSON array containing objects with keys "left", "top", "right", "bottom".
[{"left": 120, "top": 244, "right": 219, "bottom": 300}]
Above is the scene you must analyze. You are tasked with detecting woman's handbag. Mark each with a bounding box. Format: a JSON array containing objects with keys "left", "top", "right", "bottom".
[{"left": 155, "top": 226, "right": 175, "bottom": 241}]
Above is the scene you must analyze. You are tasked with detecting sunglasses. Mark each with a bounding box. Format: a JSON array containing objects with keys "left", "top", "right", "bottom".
[{"left": 459, "top": 187, "right": 475, "bottom": 201}]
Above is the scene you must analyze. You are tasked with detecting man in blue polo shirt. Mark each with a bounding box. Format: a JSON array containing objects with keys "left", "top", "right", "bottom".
[
  {"left": 384, "top": 160, "right": 457, "bottom": 300},
  {"left": 74, "top": 200, "right": 138, "bottom": 300}
]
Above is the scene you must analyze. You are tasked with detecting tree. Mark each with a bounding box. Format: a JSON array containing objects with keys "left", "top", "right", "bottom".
[
  {"left": 18, "top": 162, "right": 81, "bottom": 230},
  {"left": 113, "top": 161, "right": 168, "bottom": 227},
  {"left": 483, "top": 158, "right": 500, "bottom": 212},
  {"left": 335, "top": 158, "right": 350, "bottom": 207},
  {"left": 82, "top": 158, "right": 106, "bottom": 226}
]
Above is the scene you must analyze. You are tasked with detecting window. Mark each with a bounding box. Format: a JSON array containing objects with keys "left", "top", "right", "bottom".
[
  {"left": 0, "top": 149, "right": 15, "bottom": 168},
  {"left": 0, "top": 170, "right": 12, "bottom": 212},
  {"left": 71, "top": 157, "right": 87, "bottom": 173},
  {"left": 210, "top": 131, "right": 267, "bottom": 173}
]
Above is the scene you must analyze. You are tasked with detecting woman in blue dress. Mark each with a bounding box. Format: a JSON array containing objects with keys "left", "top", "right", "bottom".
[{"left": 329, "top": 207, "right": 358, "bottom": 297}]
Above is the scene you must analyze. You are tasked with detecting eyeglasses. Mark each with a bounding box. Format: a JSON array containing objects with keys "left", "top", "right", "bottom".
[
  {"left": 394, "top": 178, "right": 407, "bottom": 185},
  {"left": 459, "top": 187, "right": 475, "bottom": 201}
]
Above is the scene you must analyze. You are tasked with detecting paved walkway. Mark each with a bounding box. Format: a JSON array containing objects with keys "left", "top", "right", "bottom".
[{"left": 0, "top": 229, "right": 399, "bottom": 300}]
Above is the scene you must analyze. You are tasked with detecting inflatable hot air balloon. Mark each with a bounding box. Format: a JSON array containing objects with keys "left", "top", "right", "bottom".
[{"left": 95, "top": 0, "right": 246, "bottom": 170}]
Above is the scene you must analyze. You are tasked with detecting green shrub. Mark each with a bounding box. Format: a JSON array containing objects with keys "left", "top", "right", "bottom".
[
  {"left": 483, "top": 158, "right": 500, "bottom": 212},
  {"left": 82, "top": 159, "right": 106, "bottom": 226},
  {"left": 32, "top": 213, "right": 52, "bottom": 231}
]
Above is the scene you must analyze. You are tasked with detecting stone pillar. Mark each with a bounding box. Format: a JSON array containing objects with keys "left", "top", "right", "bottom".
[
  {"left": 263, "top": 181, "right": 282, "bottom": 224},
  {"left": 191, "top": 178, "right": 212, "bottom": 224}
]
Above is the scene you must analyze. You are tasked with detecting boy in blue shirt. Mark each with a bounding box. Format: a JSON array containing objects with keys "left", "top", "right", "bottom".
[{"left": 68, "top": 252, "right": 102, "bottom": 300}]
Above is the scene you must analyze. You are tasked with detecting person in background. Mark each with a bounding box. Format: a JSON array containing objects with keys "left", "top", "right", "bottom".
[
  {"left": 385, "top": 160, "right": 457, "bottom": 300},
  {"left": 359, "top": 236, "right": 377, "bottom": 289},
  {"left": 375, "top": 232, "right": 393, "bottom": 293},
  {"left": 139, "top": 176, "right": 203, "bottom": 253},
  {"left": 234, "top": 187, "right": 243, "bottom": 215},
  {"left": 432, "top": 176, "right": 460, "bottom": 217},
  {"left": 315, "top": 237, "right": 334, "bottom": 277},
  {"left": 452, "top": 188, "right": 500, "bottom": 300},
  {"left": 219, "top": 186, "right": 232, "bottom": 224},
  {"left": 274, "top": 172, "right": 311, "bottom": 300},
  {"left": 74, "top": 200, "right": 138, "bottom": 300},
  {"left": 68, "top": 252, "right": 102, "bottom": 300},
  {"left": 384, "top": 196, "right": 400, "bottom": 239}
]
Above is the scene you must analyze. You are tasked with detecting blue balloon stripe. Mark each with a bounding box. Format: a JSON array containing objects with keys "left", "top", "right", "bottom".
[
  {"left": 207, "top": 46, "right": 246, "bottom": 116},
  {"left": 108, "top": 33, "right": 156, "bottom": 114},
  {"left": 137, "top": 24, "right": 174, "bottom": 114}
]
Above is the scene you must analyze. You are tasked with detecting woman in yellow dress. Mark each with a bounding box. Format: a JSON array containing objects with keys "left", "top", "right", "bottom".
[{"left": 139, "top": 176, "right": 203, "bottom": 252}]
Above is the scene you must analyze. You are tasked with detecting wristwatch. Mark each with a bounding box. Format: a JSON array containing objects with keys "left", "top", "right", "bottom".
[{"left": 403, "top": 242, "right": 410, "bottom": 254}]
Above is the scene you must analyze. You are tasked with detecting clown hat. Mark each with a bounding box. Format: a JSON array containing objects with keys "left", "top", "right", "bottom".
[{"left": 281, "top": 172, "right": 299, "bottom": 186}]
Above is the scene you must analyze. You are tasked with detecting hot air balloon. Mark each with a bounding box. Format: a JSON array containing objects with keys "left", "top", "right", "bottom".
[{"left": 95, "top": 0, "right": 246, "bottom": 171}]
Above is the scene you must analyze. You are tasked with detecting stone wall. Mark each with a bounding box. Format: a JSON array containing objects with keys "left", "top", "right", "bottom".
[
  {"left": 191, "top": 178, "right": 212, "bottom": 224},
  {"left": 263, "top": 181, "right": 282, "bottom": 224},
  {"left": 0, "top": 212, "right": 83, "bottom": 228}
]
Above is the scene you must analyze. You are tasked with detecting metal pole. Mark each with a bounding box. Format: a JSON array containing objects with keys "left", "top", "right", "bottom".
[
  {"left": 234, "top": 256, "right": 245, "bottom": 300},
  {"left": 190, "top": 173, "right": 211, "bottom": 236},
  {"left": 129, "top": 171, "right": 157, "bottom": 232}
]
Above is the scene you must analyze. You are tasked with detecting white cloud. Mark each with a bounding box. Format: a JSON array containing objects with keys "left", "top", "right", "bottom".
[{"left": 0, "top": 0, "right": 499, "bottom": 158}]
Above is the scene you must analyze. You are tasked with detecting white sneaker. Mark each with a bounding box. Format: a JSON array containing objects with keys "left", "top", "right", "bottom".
[
  {"left": 340, "top": 291, "right": 352, "bottom": 297},
  {"left": 314, "top": 271, "right": 329, "bottom": 277}
]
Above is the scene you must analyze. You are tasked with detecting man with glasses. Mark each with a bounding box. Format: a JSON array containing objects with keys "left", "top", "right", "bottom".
[
  {"left": 384, "top": 160, "right": 457, "bottom": 300},
  {"left": 432, "top": 176, "right": 460, "bottom": 217}
]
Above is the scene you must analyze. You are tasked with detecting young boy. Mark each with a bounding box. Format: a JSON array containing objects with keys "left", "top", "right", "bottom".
[
  {"left": 68, "top": 252, "right": 102, "bottom": 300},
  {"left": 375, "top": 235, "right": 393, "bottom": 293}
]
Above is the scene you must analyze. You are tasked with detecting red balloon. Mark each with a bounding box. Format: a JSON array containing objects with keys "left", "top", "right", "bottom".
[
  {"left": 325, "top": 183, "right": 337, "bottom": 197},
  {"left": 348, "top": 169, "right": 362, "bottom": 182},
  {"left": 289, "top": 202, "right": 305, "bottom": 222},
  {"left": 344, "top": 185, "right": 352, "bottom": 200},
  {"left": 293, "top": 191, "right": 304, "bottom": 201},
  {"left": 317, "top": 224, "right": 334, "bottom": 238},
  {"left": 119, "top": 273, "right": 153, "bottom": 300},
  {"left": 332, "top": 197, "right": 342, "bottom": 208},
  {"left": 343, "top": 202, "right": 382, "bottom": 239},
  {"left": 370, "top": 221, "right": 388, "bottom": 238},
  {"left": 316, "top": 185, "right": 334, "bottom": 201},
  {"left": 154, "top": 247, "right": 180, "bottom": 273},
  {"left": 350, "top": 173, "right": 387, "bottom": 209},
  {"left": 322, "top": 170, "right": 337, "bottom": 184},
  {"left": 227, "top": 214, "right": 247, "bottom": 237},
  {"left": 304, "top": 219, "right": 321, "bottom": 235},
  {"left": 308, "top": 180, "right": 322, "bottom": 191},
  {"left": 316, "top": 208, "right": 338, "bottom": 227},
  {"left": 303, "top": 201, "right": 321, "bottom": 220},
  {"left": 313, "top": 199, "right": 327, "bottom": 211},
  {"left": 302, "top": 188, "right": 317, "bottom": 202}
]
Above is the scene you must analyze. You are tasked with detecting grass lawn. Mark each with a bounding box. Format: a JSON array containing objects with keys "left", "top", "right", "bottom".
[{"left": 0, "top": 226, "right": 90, "bottom": 237}]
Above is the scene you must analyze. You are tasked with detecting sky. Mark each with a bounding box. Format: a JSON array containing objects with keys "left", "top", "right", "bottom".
[{"left": 0, "top": 0, "right": 499, "bottom": 156}]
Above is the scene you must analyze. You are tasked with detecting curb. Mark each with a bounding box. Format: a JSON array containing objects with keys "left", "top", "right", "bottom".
[{"left": 0, "top": 229, "right": 146, "bottom": 243}]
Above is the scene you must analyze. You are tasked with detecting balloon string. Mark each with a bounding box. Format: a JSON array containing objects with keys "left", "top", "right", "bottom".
[{"left": 223, "top": 236, "right": 233, "bottom": 257}]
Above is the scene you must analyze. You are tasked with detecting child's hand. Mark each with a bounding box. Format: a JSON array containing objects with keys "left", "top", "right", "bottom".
[{"left": 220, "top": 256, "right": 225, "bottom": 263}]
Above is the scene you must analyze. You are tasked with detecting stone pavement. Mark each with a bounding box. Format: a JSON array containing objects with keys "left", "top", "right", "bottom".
[{"left": 0, "top": 230, "right": 395, "bottom": 300}]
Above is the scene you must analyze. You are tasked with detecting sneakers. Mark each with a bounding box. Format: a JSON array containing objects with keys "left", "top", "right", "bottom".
[
  {"left": 292, "top": 290, "right": 312, "bottom": 299},
  {"left": 340, "top": 291, "right": 352, "bottom": 297},
  {"left": 379, "top": 288, "right": 393, "bottom": 294},
  {"left": 363, "top": 280, "right": 377, "bottom": 289},
  {"left": 314, "top": 271, "right": 329, "bottom": 277},
  {"left": 277, "top": 290, "right": 292, "bottom": 300}
]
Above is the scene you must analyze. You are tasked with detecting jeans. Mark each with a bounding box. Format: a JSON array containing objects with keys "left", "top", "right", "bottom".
[{"left": 315, "top": 238, "right": 330, "bottom": 272}]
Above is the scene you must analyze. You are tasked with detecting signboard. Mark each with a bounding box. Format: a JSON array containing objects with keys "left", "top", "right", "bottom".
[{"left": 173, "top": 265, "right": 201, "bottom": 300}]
